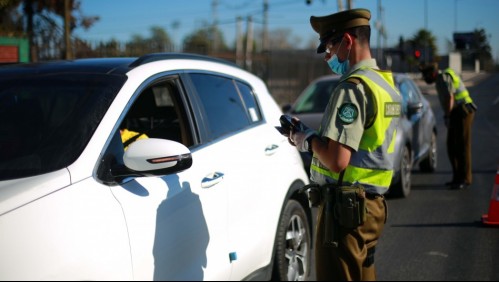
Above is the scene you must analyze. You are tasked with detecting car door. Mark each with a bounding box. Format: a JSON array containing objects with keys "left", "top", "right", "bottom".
[
  {"left": 399, "top": 78, "right": 426, "bottom": 160},
  {"left": 107, "top": 76, "right": 231, "bottom": 281},
  {"left": 411, "top": 80, "right": 435, "bottom": 157},
  {"left": 184, "top": 72, "right": 287, "bottom": 279}
]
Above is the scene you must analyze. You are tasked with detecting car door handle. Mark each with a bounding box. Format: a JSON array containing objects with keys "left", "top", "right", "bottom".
[
  {"left": 265, "top": 144, "right": 279, "bottom": 156},
  {"left": 201, "top": 172, "right": 224, "bottom": 188}
]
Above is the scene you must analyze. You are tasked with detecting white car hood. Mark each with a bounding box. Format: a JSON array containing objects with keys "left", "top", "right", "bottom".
[{"left": 0, "top": 169, "right": 71, "bottom": 216}]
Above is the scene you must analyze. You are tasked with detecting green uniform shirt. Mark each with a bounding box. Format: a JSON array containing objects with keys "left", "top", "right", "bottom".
[
  {"left": 319, "top": 59, "right": 377, "bottom": 151},
  {"left": 435, "top": 71, "right": 454, "bottom": 113},
  {"left": 311, "top": 59, "right": 378, "bottom": 185}
]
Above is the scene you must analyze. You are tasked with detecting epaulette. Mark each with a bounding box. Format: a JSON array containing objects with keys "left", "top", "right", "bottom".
[{"left": 345, "top": 77, "right": 362, "bottom": 85}]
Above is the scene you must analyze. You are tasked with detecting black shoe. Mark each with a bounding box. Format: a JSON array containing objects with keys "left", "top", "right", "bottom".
[
  {"left": 445, "top": 181, "right": 457, "bottom": 186},
  {"left": 451, "top": 182, "right": 469, "bottom": 190}
]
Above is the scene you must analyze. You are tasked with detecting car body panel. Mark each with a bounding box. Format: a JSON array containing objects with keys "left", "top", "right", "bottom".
[
  {"left": 0, "top": 54, "right": 310, "bottom": 280},
  {"left": 0, "top": 169, "right": 70, "bottom": 216},
  {"left": 111, "top": 152, "right": 231, "bottom": 280},
  {"left": 0, "top": 175, "right": 132, "bottom": 280},
  {"left": 394, "top": 74, "right": 437, "bottom": 166}
]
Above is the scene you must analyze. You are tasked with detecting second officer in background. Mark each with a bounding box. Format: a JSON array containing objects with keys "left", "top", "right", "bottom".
[{"left": 420, "top": 63, "right": 476, "bottom": 190}]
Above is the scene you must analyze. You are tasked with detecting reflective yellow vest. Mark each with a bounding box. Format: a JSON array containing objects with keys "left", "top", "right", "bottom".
[
  {"left": 310, "top": 68, "right": 402, "bottom": 195},
  {"left": 444, "top": 68, "right": 473, "bottom": 104},
  {"left": 121, "top": 129, "right": 148, "bottom": 150}
]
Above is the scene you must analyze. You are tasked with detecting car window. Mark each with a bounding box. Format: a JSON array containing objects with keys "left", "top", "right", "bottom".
[
  {"left": 293, "top": 79, "right": 339, "bottom": 114},
  {"left": 397, "top": 80, "right": 411, "bottom": 114},
  {"left": 235, "top": 81, "right": 262, "bottom": 123},
  {"left": 189, "top": 73, "right": 261, "bottom": 140},
  {"left": 398, "top": 79, "right": 421, "bottom": 105},
  {"left": 0, "top": 73, "right": 126, "bottom": 180},
  {"left": 120, "top": 79, "right": 193, "bottom": 149}
]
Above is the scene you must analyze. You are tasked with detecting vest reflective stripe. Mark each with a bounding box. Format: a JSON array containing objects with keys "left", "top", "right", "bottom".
[
  {"left": 310, "top": 68, "right": 401, "bottom": 194},
  {"left": 312, "top": 164, "right": 394, "bottom": 188},
  {"left": 444, "top": 68, "right": 473, "bottom": 104}
]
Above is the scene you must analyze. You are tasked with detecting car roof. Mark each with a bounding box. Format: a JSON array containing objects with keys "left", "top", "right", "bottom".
[{"left": 0, "top": 53, "right": 239, "bottom": 76}]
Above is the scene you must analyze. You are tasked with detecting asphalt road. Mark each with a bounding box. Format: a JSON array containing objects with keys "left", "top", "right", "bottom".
[{"left": 305, "top": 71, "right": 499, "bottom": 281}]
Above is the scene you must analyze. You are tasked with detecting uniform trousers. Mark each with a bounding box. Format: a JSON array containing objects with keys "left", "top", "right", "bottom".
[
  {"left": 314, "top": 195, "right": 387, "bottom": 281},
  {"left": 447, "top": 104, "right": 475, "bottom": 185}
]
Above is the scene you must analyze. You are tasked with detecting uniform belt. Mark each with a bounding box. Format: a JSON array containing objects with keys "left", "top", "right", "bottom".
[{"left": 365, "top": 193, "right": 383, "bottom": 200}]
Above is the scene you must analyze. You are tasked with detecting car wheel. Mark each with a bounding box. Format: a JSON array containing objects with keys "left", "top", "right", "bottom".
[
  {"left": 419, "top": 131, "right": 437, "bottom": 173},
  {"left": 391, "top": 146, "right": 412, "bottom": 198},
  {"left": 272, "top": 199, "right": 311, "bottom": 281}
]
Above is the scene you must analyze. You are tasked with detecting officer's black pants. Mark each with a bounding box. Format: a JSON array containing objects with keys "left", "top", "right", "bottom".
[
  {"left": 447, "top": 104, "right": 475, "bottom": 184},
  {"left": 314, "top": 195, "right": 387, "bottom": 281}
]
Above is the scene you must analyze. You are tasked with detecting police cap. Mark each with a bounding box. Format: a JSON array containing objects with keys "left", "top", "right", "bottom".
[
  {"left": 310, "top": 8, "right": 371, "bottom": 53},
  {"left": 419, "top": 62, "right": 438, "bottom": 74}
]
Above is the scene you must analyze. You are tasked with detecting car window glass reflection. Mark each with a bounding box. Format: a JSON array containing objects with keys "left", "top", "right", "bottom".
[{"left": 190, "top": 74, "right": 251, "bottom": 140}]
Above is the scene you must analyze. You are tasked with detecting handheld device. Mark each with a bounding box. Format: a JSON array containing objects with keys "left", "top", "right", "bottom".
[
  {"left": 276, "top": 114, "right": 303, "bottom": 136},
  {"left": 279, "top": 114, "right": 294, "bottom": 129}
]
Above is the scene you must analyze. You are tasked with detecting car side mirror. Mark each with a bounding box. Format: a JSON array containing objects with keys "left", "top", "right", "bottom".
[
  {"left": 112, "top": 138, "right": 192, "bottom": 180},
  {"left": 407, "top": 102, "right": 423, "bottom": 117}
]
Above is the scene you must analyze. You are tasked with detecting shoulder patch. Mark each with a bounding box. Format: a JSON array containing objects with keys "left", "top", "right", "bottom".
[{"left": 338, "top": 103, "right": 358, "bottom": 124}]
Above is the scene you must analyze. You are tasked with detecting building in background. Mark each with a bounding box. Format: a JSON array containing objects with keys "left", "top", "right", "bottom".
[{"left": 0, "top": 37, "right": 30, "bottom": 63}]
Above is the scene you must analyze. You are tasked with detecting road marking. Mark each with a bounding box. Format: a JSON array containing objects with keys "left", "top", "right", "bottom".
[{"left": 426, "top": 251, "right": 449, "bottom": 258}]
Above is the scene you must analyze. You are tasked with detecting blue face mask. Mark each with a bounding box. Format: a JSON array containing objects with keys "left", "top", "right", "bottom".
[{"left": 326, "top": 39, "right": 350, "bottom": 75}]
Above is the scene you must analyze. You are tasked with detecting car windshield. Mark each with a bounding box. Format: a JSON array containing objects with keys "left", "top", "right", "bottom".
[
  {"left": 293, "top": 79, "right": 339, "bottom": 114},
  {"left": 0, "top": 72, "right": 126, "bottom": 180}
]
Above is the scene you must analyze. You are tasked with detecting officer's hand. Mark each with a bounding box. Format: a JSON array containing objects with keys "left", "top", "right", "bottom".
[{"left": 289, "top": 118, "right": 316, "bottom": 152}]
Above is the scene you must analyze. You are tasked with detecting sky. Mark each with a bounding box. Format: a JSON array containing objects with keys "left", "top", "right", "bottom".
[{"left": 74, "top": 0, "right": 499, "bottom": 62}]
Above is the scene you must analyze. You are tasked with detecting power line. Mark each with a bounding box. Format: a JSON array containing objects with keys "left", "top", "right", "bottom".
[{"left": 219, "top": 0, "right": 256, "bottom": 10}]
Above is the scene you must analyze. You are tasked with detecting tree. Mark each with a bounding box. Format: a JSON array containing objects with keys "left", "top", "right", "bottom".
[
  {"left": 146, "top": 26, "right": 174, "bottom": 53},
  {"left": 408, "top": 29, "right": 438, "bottom": 65},
  {"left": 183, "top": 24, "right": 228, "bottom": 54},
  {"left": 125, "top": 34, "right": 147, "bottom": 57},
  {"left": 268, "top": 28, "right": 299, "bottom": 50},
  {"left": 3, "top": 0, "right": 100, "bottom": 61},
  {"left": 470, "top": 28, "right": 493, "bottom": 71},
  {"left": 0, "top": 0, "right": 24, "bottom": 36},
  {"left": 125, "top": 26, "right": 174, "bottom": 56}
]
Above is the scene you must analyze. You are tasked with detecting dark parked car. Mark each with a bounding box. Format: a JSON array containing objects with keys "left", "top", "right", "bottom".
[{"left": 283, "top": 72, "right": 438, "bottom": 198}]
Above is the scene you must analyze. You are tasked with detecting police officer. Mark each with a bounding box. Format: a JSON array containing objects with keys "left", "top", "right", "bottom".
[
  {"left": 420, "top": 63, "right": 476, "bottom": 190},
  {"left": 288, "top": 8, "right": 401, "bottom": 281}
]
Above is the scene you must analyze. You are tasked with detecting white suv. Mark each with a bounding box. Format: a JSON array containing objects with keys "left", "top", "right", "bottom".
[{"left": 0, "top": 53, "right": 311, "bottom": 280}]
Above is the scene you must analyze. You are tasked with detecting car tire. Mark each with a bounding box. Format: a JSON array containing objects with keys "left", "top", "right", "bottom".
[
  {"left": 390, "top": 145, "right": 412, "bottom": 198},
  {"left": 419, "top": 131, "right": 437, "bottom": 173},
  {"left": 272, "top": 199, "right": 311, "bottom": 281}
]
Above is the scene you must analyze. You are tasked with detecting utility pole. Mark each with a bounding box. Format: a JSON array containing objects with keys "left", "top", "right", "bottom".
[
  {"left": 263, "top": 0, "right": 269, "bottom": 52},
  {"left": 212, "top": 0, "right": 219, "bottom": 53},
  {"left": 63, "top": 0, "right": 73, "bottom": 59},
  {"left": 337, "top": 0, "right": 344, "bottom": 11},
  {"left": 376, "top": 0, "right": 382, "bottom": 64},
  {"left": 236, "top": 16, "right": 244, "bottom": 67},
  {"left": 424, "top": 0, "right": 429, "bottom": 63},
  {"left": 245, "top": 16, "right": 253, "bottom": 71}
]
